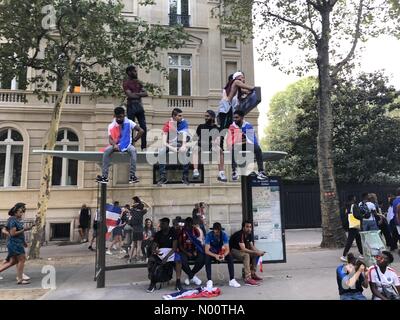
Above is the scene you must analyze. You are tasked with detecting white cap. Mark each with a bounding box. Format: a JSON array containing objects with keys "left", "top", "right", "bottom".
[{"left": 233, "top": 71, "right": 244, "bottom": 80}]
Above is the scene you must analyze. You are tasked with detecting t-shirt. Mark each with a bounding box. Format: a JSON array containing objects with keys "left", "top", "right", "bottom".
[
  {"left": 6, "top": 217, "right": 25, "bottom": 246},
  {"left": 154, "top": 227, "right": 177, "bottom": 249},
  {"left": 229, "top": 230, "right": 253, "bottom": 251},
  {"left": 368, "top": 265, "right": 400, "bottom": 300},
  {"left": 195, "top": 123, "right": 219, "bottom": 149},
  {"left": 143, "top": 228, "right": 156, "bottom": 241},
  {"left": 179, "top": 227, "right": 201, "bottom": 253},
  {"left": 336, "top": 265, "right": 365, "bottom": 295},
  {"left": 123, "top": 79, "right": 143, "bottom": 98},
  {"left": 107, "top": 118, "right": 137, "bottom": 152},
  {"left": 392, "top": 196, "right": 400, "bottom": 223},
  {"left": 79, "top": 208, "right": 91, "bottom": 226},
  {"left": 162, "top": 119, "right": 189, "bottom": 144},
  {"left": 205, "top": 231, "right": 229, "bottom": 253}
]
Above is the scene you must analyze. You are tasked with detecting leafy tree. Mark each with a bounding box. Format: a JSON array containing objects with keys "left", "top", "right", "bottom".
[
  {"left": 0, "top": 0, "right": 188, "bottom": 258},
  {"left": 213, "top": 0, "right": 400, "bottom": 247},
  {"left": 267, "top": 72, "right": 400, "bottom": 184}
]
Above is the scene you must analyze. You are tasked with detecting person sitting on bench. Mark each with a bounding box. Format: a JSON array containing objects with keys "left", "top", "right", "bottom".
[
  {"left": 96, "top": 106, "right": 143, "bottom": 183},
  {"left": 204, "top": 222, "right": 241, "bottom": 290}
]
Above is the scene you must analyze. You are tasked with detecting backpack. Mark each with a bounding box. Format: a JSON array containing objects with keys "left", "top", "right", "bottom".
[
  {"left": 359, "top": 202, "right": 371, "bottom": 219},
  {"left": 148, "top": 256, "right": 174, "bottom": 284}
]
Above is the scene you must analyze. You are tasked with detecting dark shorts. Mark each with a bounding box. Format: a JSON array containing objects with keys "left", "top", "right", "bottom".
[
  {"left": 132, "top": 231, "right": 143, "bottom": 241},
  {"left": 79, "top": 225, "right": 89, "bottom": 230},
  {"left": 112, "top": 226, "right": 123, "bottom": 237}
]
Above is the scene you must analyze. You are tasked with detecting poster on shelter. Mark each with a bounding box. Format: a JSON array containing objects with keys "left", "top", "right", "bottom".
[{"left": 250, "top": 177, "right": 285, "bottom": 262}]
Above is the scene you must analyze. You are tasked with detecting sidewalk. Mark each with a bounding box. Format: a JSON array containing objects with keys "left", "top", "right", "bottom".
[{"left": 0, "top": 229, "right": 398, "bottom": 300}]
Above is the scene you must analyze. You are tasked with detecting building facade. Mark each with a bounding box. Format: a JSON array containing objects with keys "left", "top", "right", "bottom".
[{"left": 0, "top": 0, "right": 259, "bottom": 242}]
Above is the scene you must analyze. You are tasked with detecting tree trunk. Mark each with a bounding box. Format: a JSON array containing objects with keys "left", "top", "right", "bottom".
[
  {"left": 317, "top": 7, "right": 346, "bottom": 248},
  {"left": 28, "top": 75, "right": 70, "bottom": 259}
]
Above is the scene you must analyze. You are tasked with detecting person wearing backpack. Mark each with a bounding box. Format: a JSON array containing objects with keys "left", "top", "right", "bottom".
[
  {"left": 146, "top": 217, "right": 182, "bottom": 293},
  {"left": 340, "top": 195, "right": 364, "bottom": 262},
  {"left": 178, "top": 217, "right": 205, "bottom": 286},
  {"left": 359, "top": 192, "right": 378, "bottom": 231}
]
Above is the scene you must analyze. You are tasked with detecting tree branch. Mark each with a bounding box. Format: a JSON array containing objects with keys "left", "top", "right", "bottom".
[
  {"left": 261, "top": 6, "right": 320, "bottom": 41},
  {"left": 332, "top": 0, "right": 363, "bottom": 77},
  {"left": 307, "top": 1, "right": 316, "bottom": 32}
]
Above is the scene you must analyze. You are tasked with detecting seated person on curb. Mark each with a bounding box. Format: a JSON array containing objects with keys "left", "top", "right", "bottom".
[
  {"left": 368, "top": 250, "right": 400, "bottom": 300},
  {"left": 204, "top": 222, "right": 241, "bottom": 290},
  {"left": 146, "top": 218, "right": 183, "bottom": 293},
  {"left": 192, "top": 110, "right": 227, "bottom": 182},
  {"left": 229, "top": 221, "right": 265, "bottom": 286},
  {"left": 227, "top": 110, "right": 267, "bottom": 181},
  {"left": 336, "top": 253, "right": 368, "bottom": 300},
  {"left": 178, "top": 217, "right": 205, "bottom": 286},
  {"left": 157, "top": 108, "right": 190, "bottom": 185},
  {"left": 96, "top": 106, "right": 143, "bottom": 183}
]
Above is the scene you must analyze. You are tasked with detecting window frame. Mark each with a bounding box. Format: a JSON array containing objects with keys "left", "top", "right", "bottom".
[
  {"left": 168, "top": 54, "right": 192, "bottom": 96},
  {"left": 0, "top": 128, "right": 24, "bottom": 188}
]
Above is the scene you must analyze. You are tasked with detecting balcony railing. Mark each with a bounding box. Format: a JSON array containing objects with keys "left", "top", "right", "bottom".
[{"left": 169, "top": 14, "right": 191, "bottom": 27}]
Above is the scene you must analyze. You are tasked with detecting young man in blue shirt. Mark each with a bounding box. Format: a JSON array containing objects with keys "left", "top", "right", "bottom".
[{"left": 204, "top": 222, "right": 241, "bottom": 290}]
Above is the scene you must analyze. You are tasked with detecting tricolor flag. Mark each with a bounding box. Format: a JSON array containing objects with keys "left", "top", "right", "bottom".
[{"left": 106, "top": 203, "right": 121, "bottom": 240}]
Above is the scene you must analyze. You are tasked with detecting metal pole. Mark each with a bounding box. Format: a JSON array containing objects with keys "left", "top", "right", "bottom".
[
  {"left": 241, "top": 175, "right": 251, "bottom": 222},
  {"left": 96, "top": 182, "right": 107, "bottom": 288}
]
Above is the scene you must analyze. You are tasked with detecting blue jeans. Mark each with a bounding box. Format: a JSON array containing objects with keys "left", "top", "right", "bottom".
[
  {"left": 340, "top": 292, "right": 367, "bottom": 300},
  {"left": 362, "top": 219, "right": 379, "bottom": 231}
]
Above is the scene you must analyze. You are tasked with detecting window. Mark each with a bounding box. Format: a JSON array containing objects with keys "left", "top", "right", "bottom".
[
  {"left": 0, "top": 68, "right": 27, "bottom": 90},
  {"left": 52, "top": 129, "right": 79, "bottom": 186},
  {"left": 225, "top": 38, "right": 238, "bottom": 49},
  {"left": 169, "top": 54, "right": 192, "bottom": 96},
  {"left": 0, "top": 128, "right": 23, "bottom": 187},
  {"left": 169, "top": 0, "right": 190, "bottom": 27},
  {"left": 225, "top": 61, "right": 238, "bottom": 82},
  {"left": 153, "top": 165, "right": 204, "bottom": 184}
]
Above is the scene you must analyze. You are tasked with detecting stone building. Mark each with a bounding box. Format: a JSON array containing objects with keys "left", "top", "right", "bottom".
[{"left": 0, "top": 0, "right": 258, "bottom": 242}]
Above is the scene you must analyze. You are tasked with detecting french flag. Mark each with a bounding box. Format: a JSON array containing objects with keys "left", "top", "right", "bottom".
[{"left": 106, "top": 203, "right": 121, "bottom": 240}]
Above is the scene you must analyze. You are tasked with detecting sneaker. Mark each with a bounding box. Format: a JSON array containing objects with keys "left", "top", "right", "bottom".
[
  {"left": 120, "top": 249, "right": 126, "bottom": 254},
  {"left": 232, "top": 171, "right": 239, "bottom": 181},
  {"left": 358, "top": 255, "right": 364, "bottom": 260},
  {"left": 191, "top": 275, "right": 202, "bottom": 286},
  {"left": 0, "top": 275, "right": 3, "bottom": 280},
  {"left": 181, "top": 176, "right": 190, "bottom": 185},
  {"left": 217, "top": 172, "right": 227, "bottom": 182},
  {"left": 146, "top": 283, "right": 156, "bottom": 293},
  {"left": 257, "top": 171, "right": 268, "bottom": 180},
  {"left": 251, "top": 273, "right": 263, "bottom": 281},
  {"left": 340, "top": 256, "right": 347, "bottom": 262},
  {"left": 184, "top": 278, "right": 190, "bottom": 286},
  {"left": 244, "top": 278, "right": 259, "bottom": 286},
  {"left": 206, "top": 280, "right": 213, "bottom": 291},
  {"left": 96, "top": 175, "right": 109, "bottom": 183},
  {"left": 193, "top": 169, "right": 200, "bottom": 179},
  {"left": 129, "top": 175, "right": 139, "bottom": 184},
  {"left": 229, "top": 278, "right": 241, "bottom": 288},
  {"left": 106, "top": 250, "right": 112, "bottom": 255},
  {"left": 157, "top": 177, "right": 168, "bottom": 185},
  {"left": 175, "top": 280, "right": 183, "bottom": 291},
  {"left": 88, "top": 246, "right": 95, "bottom": 252}
]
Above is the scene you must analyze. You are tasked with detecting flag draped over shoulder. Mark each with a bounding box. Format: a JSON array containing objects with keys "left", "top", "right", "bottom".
[{"left": 106, "top": 203, "right": 121, "bottom": 240}]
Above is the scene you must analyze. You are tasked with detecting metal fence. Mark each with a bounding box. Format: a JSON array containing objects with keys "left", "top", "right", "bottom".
[
  {"left": 281, "top": 181, "right": 399, "bottom": 229},
  {"left": 0, "top": 219, "right": 36, "bottom": 253}
]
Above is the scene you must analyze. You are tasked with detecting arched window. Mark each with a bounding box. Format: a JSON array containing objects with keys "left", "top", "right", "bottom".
[
  {"left": 52, "top": 129, "right": 79, "bottom": 186},
  {"left": 0, "top": 128, "right": 23, "bottom": 187}
]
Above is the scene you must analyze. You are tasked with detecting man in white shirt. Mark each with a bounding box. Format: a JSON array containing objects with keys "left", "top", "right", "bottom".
[{"left": 368, "top": 250, "right": 400, "bottom": 300}]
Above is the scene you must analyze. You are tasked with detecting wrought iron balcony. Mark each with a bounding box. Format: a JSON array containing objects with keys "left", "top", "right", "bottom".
[{"left": 169, "top": 14, "right": 191, "bottom": 27}]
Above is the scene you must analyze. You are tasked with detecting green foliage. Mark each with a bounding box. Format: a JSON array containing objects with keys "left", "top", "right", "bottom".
[
  {"left": 0, "top": 0, "right": 189, "bottom": 100},
  {"left": 266, "top": 72, "right": 400, "bottom": 183}
]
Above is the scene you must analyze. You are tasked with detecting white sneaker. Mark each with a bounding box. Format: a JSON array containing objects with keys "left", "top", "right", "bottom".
[
  {"left": 358, "top": 255, "right": 364, "bottom": 259},
  {"left": 340, "top": 256, "right": 347, "bottom": 262},
  {"left": 119, "top": 249, "right": 126, "bottom": 254},
  {"left": 257, "top": 171, "right": 268, "bottom": 180},
  {"left": 191, "top": 275, "right": 202, "bottom": 286},
  {"left": 206, "top": 280, "right": 213, "bottom": 291},
  {"left": 193, "top": 169, "right": 200, "bottom": 178},
  {"left": 229, "top": 279, "right": 241, "bottom": 288},
  {"left": 106, "top": 250, "right": 113, "bottom": 255},
  {"left": 217, "top": 172, "right": 227, "bottom": 182},
  {"left": 184, "top": 278, "right": 190, "bottom": 286}
]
